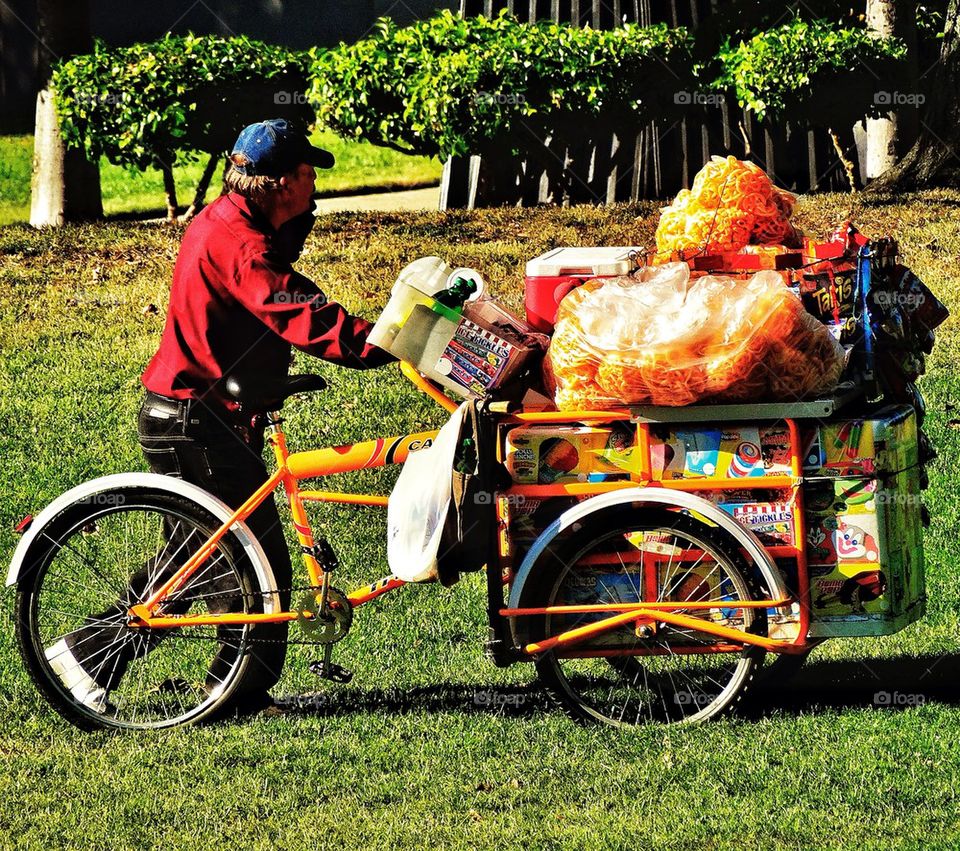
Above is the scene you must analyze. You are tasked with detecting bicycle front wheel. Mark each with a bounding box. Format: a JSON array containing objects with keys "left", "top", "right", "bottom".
[
  {"left": 15, "top": 486, "right": 268, "bottom": 730},
  {"left": 524, "top": 507, "right": 767, "bottom": 727}
]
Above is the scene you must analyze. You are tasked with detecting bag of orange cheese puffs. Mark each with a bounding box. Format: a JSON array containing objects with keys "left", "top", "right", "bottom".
[{"left": 544, "top": 263, "right": 845, "bottom": 409}]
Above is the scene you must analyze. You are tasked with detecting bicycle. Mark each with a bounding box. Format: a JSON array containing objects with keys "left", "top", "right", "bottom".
[{"left": 8, "top": 361, "right": 915, "bottom": 731}]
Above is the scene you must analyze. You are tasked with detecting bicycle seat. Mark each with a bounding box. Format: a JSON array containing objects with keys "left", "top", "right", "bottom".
[{"left": 223, "top": 372, "right": 327, "bottom": 410}]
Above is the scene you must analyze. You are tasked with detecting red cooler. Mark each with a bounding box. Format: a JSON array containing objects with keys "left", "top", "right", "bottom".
[{"left": 524, "top": 247, "right": 642, "bottom": 333}]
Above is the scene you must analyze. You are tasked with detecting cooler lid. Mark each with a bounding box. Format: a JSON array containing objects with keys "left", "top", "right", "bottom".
[{"left": 525, "top": 247, "right": 642, "bottom": 277}]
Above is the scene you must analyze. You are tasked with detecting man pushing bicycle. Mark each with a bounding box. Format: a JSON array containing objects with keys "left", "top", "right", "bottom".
[{"left": 45, "top": 119, "right": 395, "bottom": 716}]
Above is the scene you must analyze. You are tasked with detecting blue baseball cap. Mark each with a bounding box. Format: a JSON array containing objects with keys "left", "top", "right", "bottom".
[{"left": 230, "top": 119, "right": 334, "bottom": 177}]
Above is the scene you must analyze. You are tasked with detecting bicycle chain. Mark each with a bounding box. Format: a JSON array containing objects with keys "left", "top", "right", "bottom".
[{"left": 147, "top": 584, "right": 350, "bottom": 645}]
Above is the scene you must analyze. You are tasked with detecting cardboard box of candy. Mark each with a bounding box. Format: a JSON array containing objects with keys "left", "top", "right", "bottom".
[
  {"left": 804, "top": 467, "right": 924, "bottom": 636},
  {"left": 650, "top": 423, "right": 793, "bottom": 481},
  {"left": 801, "top": 404, "right": 918, "bottom": 478},
  {"left": 691, "top": 487, "right": 796, "bottom": 547},
  {"left": 503, "top": 423, "right": 635, "bottom": 484}
]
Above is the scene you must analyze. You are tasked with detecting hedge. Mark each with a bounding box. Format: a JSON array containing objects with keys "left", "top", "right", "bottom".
[
  {"left": 52, "top": 34, "right": 313, "bottom": 218},
  {"left": 308, "top": 11, "right": 694, "bottom": 160},
  {"left": 50, "top": 14, "right": 907, "bottom": 211}
]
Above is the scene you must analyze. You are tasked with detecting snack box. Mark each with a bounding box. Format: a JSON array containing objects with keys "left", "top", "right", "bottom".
[
  {"left": 801, "top": 404, "right": 918, "bottom": 478},
  {"left": 650, "top": 423, "right": 794, "bottom": 481},
  {"left": 805, "top": 478, "right": 880, "bottom": 566},
  {"left": 804, "top": 465, "right": 924, "bottom": 637},
  {"left": 387, "top": 293, "right": 545, "bottom": 400},
  {"left": 763, "top": 472, "right": 923, "bottom": 637},
  {"left": 503, "top": 423, "right": 636, "bottom": 484},
  {"left": 524, "top": 247, "right": 643, "bottom": 333}
]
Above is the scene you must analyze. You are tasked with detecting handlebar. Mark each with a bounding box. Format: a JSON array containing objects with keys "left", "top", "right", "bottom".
[{"left": 399, "top": 362, "right": 459, "bottom": 413}]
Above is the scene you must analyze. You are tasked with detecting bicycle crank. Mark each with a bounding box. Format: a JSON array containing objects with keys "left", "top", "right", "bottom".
[{"left": 296, "top": 586, "right": 353, "bottom": 643}]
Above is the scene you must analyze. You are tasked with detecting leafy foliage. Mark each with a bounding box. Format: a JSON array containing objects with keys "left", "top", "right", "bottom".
[
  {"left": 714, "top": 19, "right": 907, "bottom": 125},
  {"left": 52, "top": 34, "right": 314, "bottom": 170},
  {"left": 47, "top": 14, "right": 913, "bottom": 200},
  {"left": 308, "top": 10, "right": 694, "bottom": 160}
]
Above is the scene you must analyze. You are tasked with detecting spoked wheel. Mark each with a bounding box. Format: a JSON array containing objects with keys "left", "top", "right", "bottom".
[
  {"left": 524, "top": 507, "right": 767, "bottom": 727},
  {"left": 15, "top": 487, "right": 268, "bottom": 731}
]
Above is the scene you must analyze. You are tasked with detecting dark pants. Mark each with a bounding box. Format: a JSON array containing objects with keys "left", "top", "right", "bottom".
[
  {"left": 134, "top": 392, "right": 293, "bottom": 694},
  {"left": 64, "top": 394, "right": 292, "bottom": 697}
]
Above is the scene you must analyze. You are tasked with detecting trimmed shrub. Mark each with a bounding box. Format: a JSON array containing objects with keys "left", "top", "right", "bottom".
[
  {"left": 714, "top": 19, "right": 907, "bottom": 126},
  {"left": 308, "top": 10, "right": 695, "bottom": 161},
  {"left": 52, "top": 34, "right": 313, "bottom": 217}
]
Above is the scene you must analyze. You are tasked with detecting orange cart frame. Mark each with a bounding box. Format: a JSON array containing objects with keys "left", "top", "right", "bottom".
[{"left": 127, "top": 361, "right": 818, "bottom": 662}]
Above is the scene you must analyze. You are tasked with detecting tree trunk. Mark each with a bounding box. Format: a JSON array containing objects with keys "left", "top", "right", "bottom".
[
  {"left": 868, "top": 0, "right": 960, "bottom": 190},
  {"left": 828, "top": 127, "right": 860, "bottom": 192},
  {"left": 29, "top": 0, "right": 102, "bottom": 227},
  {"left": 179, "top": 153, "right": 220, "bottom": 223},
  {"left": 865, "top": 0, "right": 899, "bottom": 178},
  {"left": 160, "top": 163, "right": 179, "bottom": 222}
]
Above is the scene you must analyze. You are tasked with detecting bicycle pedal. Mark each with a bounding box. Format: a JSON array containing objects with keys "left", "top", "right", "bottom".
[{"left": 308, "top": 660, "right": 353, "bottom": 683}]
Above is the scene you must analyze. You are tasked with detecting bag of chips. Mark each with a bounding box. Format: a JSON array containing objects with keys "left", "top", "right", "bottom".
[
  {"left": 654, "top": 156, "right": 799, "bottom": 257},
  {"left": 544, "top": 263, "right": 845, "bottom": 409}
]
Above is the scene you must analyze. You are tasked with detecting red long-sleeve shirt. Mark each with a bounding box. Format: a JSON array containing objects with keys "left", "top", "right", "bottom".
[{"left": 142, "top": 193, "right": 394, "bottom": 404}]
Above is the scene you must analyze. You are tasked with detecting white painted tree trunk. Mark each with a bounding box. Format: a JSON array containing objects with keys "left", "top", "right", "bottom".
[
  {"left": 29, "top": 0, "right": 102, "bottom": 228},
  {"left": 30, "top": 88, "right": 65, "bottom": 227},
  {"left": 865, "top": 0, "right": 899, "bottom": 179},
  {"left": 29, "top": 86, "right": 103, "bottom": 227}
]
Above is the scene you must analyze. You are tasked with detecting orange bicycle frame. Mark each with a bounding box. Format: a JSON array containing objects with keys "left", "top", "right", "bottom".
[{"left": 130, "top": 364, "right": 449, "bottom": 628}]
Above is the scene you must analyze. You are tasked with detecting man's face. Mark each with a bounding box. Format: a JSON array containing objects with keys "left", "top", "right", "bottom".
[{"left": 283, "top": 163, "right": 317, "bottom": 216}]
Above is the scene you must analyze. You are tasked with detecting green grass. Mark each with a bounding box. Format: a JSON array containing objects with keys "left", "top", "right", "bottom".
[
  {"left": 1, "top": 194, "right": 960, "bottom": 848},
  {"left": 0, "top": 130, "right": 443, "bottom": 225}
]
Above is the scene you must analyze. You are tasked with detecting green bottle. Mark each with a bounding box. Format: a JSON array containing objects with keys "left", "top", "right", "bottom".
[{"left": 433, "top": 277, "right": 478, "bottom": 313}]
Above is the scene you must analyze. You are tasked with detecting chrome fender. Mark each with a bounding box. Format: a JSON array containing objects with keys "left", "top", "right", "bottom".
[
  {"left": 507, "top": 487, "right": 790, "bottom": 610},
  {"left": 7, "top": 472, "right": 280, "bottom": 612}
]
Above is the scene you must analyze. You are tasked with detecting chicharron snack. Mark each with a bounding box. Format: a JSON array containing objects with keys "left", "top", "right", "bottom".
[{"left": 544, "top": 263, "right": 845, "bottom": 409}]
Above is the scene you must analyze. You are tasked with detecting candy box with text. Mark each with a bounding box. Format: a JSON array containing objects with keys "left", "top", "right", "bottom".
[
  {"left": 504, "top": 423, "right": 635, "bottom": 484},
  {"left": 652, "top": 424, "right": 793, "bottom": 481},
  {"left": 802, "top": 405, "right": 918, "bottom": 477}
]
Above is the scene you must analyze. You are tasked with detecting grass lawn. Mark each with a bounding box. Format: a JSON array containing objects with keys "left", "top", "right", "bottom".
[
  {"left": 2, "top": 193, "right": 960, "bottom": 848},
  {"left": 0, "top": 131, "right": 443, "bottom": 225}
]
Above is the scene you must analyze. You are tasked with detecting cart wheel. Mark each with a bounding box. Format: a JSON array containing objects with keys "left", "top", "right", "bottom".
[{"left": 524, "top": 507, "right": 767, "bottom": 727}]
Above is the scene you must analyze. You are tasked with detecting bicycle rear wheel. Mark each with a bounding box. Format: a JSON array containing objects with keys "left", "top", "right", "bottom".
[
  {"left": 524, "top": 508, "right": 767, "bottom": 726},
  {"left": 15, "top": 487, "right": 267, "bottom": 730}
]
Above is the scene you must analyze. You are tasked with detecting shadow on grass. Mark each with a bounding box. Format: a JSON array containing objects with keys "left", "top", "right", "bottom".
[
  {"left": 744, "top": 652, "right": 960, "bottom": 717},
  {"left": 272, "top": 681, "right": 551, "bottom": 719},
  {"left": 269, "top": 653, "right": 960, "bottom": 722}
]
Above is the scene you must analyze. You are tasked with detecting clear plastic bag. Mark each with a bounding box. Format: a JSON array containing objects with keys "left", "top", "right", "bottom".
[
  {"left": 545, "top": 263, "right": 846, "bottom": 409},
  {"left": 387, "top": 402, "right": 469, "bottom": 582}
]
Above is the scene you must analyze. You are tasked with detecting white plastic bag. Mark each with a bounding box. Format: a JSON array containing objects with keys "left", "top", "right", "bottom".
[{"left": 387, "top": 402, "right": 469, "bottom": 582}]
